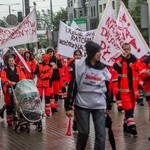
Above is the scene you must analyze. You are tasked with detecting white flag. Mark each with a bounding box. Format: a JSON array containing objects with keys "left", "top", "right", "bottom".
[
  {"left": 93, "top": 0, "right": 121, "bottom": 66},
  {"left": 13, "top": 47, "right": 31, "bottom": 73},
  {"left": 70, "top": 21, "right": 80, "bottom": 30},
  {"left": 116, "top": 2, "right": 149, "bottom": 58},
  {"left": 0, "top": 9, "right": 37, "bottom": 49}
]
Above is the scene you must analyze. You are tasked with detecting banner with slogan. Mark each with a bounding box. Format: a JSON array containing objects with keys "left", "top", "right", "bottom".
[
  {"left": 116, "top": 2, "right": 149, "bottom": 58},
  {"left": 0, "top": 9, "right": 37, "bottom": 49},
  {"left": 93, "top": 0, "right": 121, "bottom": 66},
  {"left": 57, "top": 21, "right": 96, "bottom": 58}
]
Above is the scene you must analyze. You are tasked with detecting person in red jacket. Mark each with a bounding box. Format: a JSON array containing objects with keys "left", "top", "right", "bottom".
[
  {"left": 113, "top": 43, "right": 147, "bottom": 135},
  {"left": 141, "top": 54, "right": 150, "bottom": 119},
  {"left": 20, "top": 51, "right": 36, "bottom": 80},
  {"left": 1, "top": 54, "right": 26, "bottom": 126},
  {"left": 35, "top": 54, "right": 53, "bottom": 117}
]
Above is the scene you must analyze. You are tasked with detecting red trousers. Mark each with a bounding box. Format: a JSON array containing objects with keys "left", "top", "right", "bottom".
[{"left": 52, "top": 81, "right": 60, "bottom": 95}]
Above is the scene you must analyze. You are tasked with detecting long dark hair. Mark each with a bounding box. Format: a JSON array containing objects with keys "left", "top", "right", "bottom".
[{"left": 73, "top": 49, "right": 82, "bottom": 57}]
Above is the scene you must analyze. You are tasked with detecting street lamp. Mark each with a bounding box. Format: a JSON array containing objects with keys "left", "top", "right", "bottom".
[{"left": 0, "top": 3, "right": 20, "bottom": 15}]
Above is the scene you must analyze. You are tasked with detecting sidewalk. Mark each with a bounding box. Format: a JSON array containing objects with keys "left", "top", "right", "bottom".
[{"left": 0, "top": 100, "right": 150, "bottom": 150}]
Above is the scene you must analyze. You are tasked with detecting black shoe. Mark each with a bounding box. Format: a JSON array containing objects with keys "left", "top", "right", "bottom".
[
  {"left": 0, "top": 109, "right": 4, "bottom": 119},
  {"left": 72, "top": 120, "right": 77, "bottom": 131},
  {"left": 13, "top": 117, "right": 18, "bottom": 121},
  {"left": 46, "top": 114, "right": 51, "bottom": 117},
  {"left": 8, "top": 124, "right": 12, "bottom": 127},
  {"left": 128, "top": 126, "right": 138, "bottom": 135},
  {"left": 51, "top": 108, "right": 58, "bottom": 113},
  {"left": 123, "top": 124, "right": 130, "bottom": 133},
  {"left": 140, "top": 103, "right": 144, "bottom": 106},
  {"left": 118, "top": 106, "right": 123, "bottom": 112}
]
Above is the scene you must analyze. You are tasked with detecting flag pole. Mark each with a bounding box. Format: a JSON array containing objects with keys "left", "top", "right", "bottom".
[{"left": 33, "top": 2, "right": 39, "bottom": 58}]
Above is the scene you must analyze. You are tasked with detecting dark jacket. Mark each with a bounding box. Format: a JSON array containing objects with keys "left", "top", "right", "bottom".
[{"left": 49, "top": 56, "right": 62, "bottom": 81}]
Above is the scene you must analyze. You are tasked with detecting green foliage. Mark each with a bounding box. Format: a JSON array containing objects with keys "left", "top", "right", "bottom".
[
  {"left": 129, "top": 0, "right": 148, "bottom": 42},
  {"left": 0, "top": 19, "right": 7, "bottom": 27},
  {"left": 53, "top": 8, "right": 67, "bottom": 31}
]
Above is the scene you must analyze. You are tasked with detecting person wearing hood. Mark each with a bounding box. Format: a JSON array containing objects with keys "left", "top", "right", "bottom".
[
  {"left": 65, "top": 41, "right": 112, "bottom": 150},
  {"left": 20, "top": 51, "right": 36, "bottom": 80},
  {"left": 35, "top": 54, "right": 53, "bottom": 117}
]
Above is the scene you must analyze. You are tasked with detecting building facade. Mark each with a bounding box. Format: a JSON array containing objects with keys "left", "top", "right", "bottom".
[{"left": 67, "top": 0, "right": 137, "bottom": 31}]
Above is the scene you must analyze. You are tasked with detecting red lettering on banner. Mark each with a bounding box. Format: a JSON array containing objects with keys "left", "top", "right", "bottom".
[
  {"left": 118, "top": 13, "right": 140, "bottom": 53},
  {"left": 0, "top": 18, "right": 36, "bottom": 46},
  {"left": 85, "top": 74, "right": 101, "bottom": 81},
  {"left": 101, "top": 46, "right": 111, "bottom": 61},
  {"left": 100, "top": 17, "right": 120, "bottom": 51}
]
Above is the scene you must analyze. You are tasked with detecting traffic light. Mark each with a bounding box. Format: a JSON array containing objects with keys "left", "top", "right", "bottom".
[
  {"left": 17, "top": 12, "right": 23, "bottom": 22},
  {"left": 25, "top": 0, "right": 30, "bottom": 16}
]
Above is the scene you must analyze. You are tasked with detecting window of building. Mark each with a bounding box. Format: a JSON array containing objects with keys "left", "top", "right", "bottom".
[
  {"left": 103, "top": 4, "right": 106, "bottom": 10},
  {"left": 91, "top": 7, "right": 93, "bottom": 17},
  {"left": 69, "top": 13, "right": 73, "bottom": 20},
  {"left": 85, "top": 7, "right": 88, "bottom": 16},
  {"left": 71, "top": 0, "right": 73, "bottom": 7},
  {"left": 68, "top": 0, "right": 70, "bottom": 7},
  {"left": 93, "top": 6, "right": 96, "bottom": 16},
  {"left": 99, "top": 5, "right": 102, "bottom": 13},
  {"left": 112, "top": 1, "right": 115, "bottom": 9},
  {"left": 79, "top": 10, "right": 83, "bottom": 16}
]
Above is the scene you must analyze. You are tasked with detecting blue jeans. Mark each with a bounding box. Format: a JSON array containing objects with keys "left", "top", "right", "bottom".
[{"left": 75, "top": 107, "right": 106, "bottom": 150}]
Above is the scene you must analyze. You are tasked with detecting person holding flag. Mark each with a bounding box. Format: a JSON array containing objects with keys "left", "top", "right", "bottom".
[{"left": 19, "top": 51, "right": 36, "bottom": 80}]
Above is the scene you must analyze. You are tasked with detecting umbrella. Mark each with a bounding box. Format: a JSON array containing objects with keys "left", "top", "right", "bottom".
[{"left": 106, "top": 114, "right": 116, "bottom": 150}]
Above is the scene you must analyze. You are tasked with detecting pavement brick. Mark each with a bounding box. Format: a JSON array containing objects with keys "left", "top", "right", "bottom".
[{"left": 0, "top": 100, "right": 150, "bottom": 150}]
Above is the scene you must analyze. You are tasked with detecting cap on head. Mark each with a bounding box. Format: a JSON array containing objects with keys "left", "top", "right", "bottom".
[
  {"left": 46, "top": 48, "right": 54, "bottom": 54},
  {"left": 85, "top": 41, "right": 101, "bottom": 58}
]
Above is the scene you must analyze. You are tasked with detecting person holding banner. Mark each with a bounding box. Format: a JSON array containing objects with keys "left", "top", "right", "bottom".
[
  {"left": 1, "top": 54, "right": 26, "bottom": 126},
  {"left": 65, "top": 41, "right": 112, "bottom": 150},
  {"left": 113, "top": 43, "right": 147, "bottom": 135}
]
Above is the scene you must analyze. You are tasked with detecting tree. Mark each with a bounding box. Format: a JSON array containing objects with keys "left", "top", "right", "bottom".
[
  {"left": 0, "top": 18, "right": 7, "bottom": 27},
  {"left": 53, "top": 8, "right": 67, "bottom": 31},
  {"left": 122, "top": 0, "right": 129, "bottom": 8},
  {"left": 129, "top": 0, "right": 148, "bottom": 43}
]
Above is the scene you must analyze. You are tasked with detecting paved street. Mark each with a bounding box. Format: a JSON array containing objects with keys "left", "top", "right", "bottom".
[{"left": 0, "top": 99, "right": 150, "bottom": 150}]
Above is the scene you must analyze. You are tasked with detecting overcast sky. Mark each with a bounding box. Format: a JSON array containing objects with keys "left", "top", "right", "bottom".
[{"left": 0, "top": 0, "right": 67, "bottom": 20}]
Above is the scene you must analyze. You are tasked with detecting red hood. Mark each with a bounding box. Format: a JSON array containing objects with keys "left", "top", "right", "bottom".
[{"left": 42, "top": 54, "right": 50, "bottom": 65}]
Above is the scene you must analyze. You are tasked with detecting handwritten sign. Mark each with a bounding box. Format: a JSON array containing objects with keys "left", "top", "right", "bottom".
[
  {"left": 0, "top": 9, "right": 37, "bottom": 49},
  {"left": 58, "top": 21, "right": 96, "bottom": 58}
]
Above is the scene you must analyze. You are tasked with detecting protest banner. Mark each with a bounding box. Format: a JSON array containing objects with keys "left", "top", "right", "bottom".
[
  {"left": 0, "top": 9, "right": 37, "bottom": 49},
  {"left": 57, "top": 21, "right": 96, "bottom": 58},
  {"left": 93, "top": 0, "right": 121, "bottom": 66},
  {"left": 116, "top": 2, "right": 149, "bottom": 58}
]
